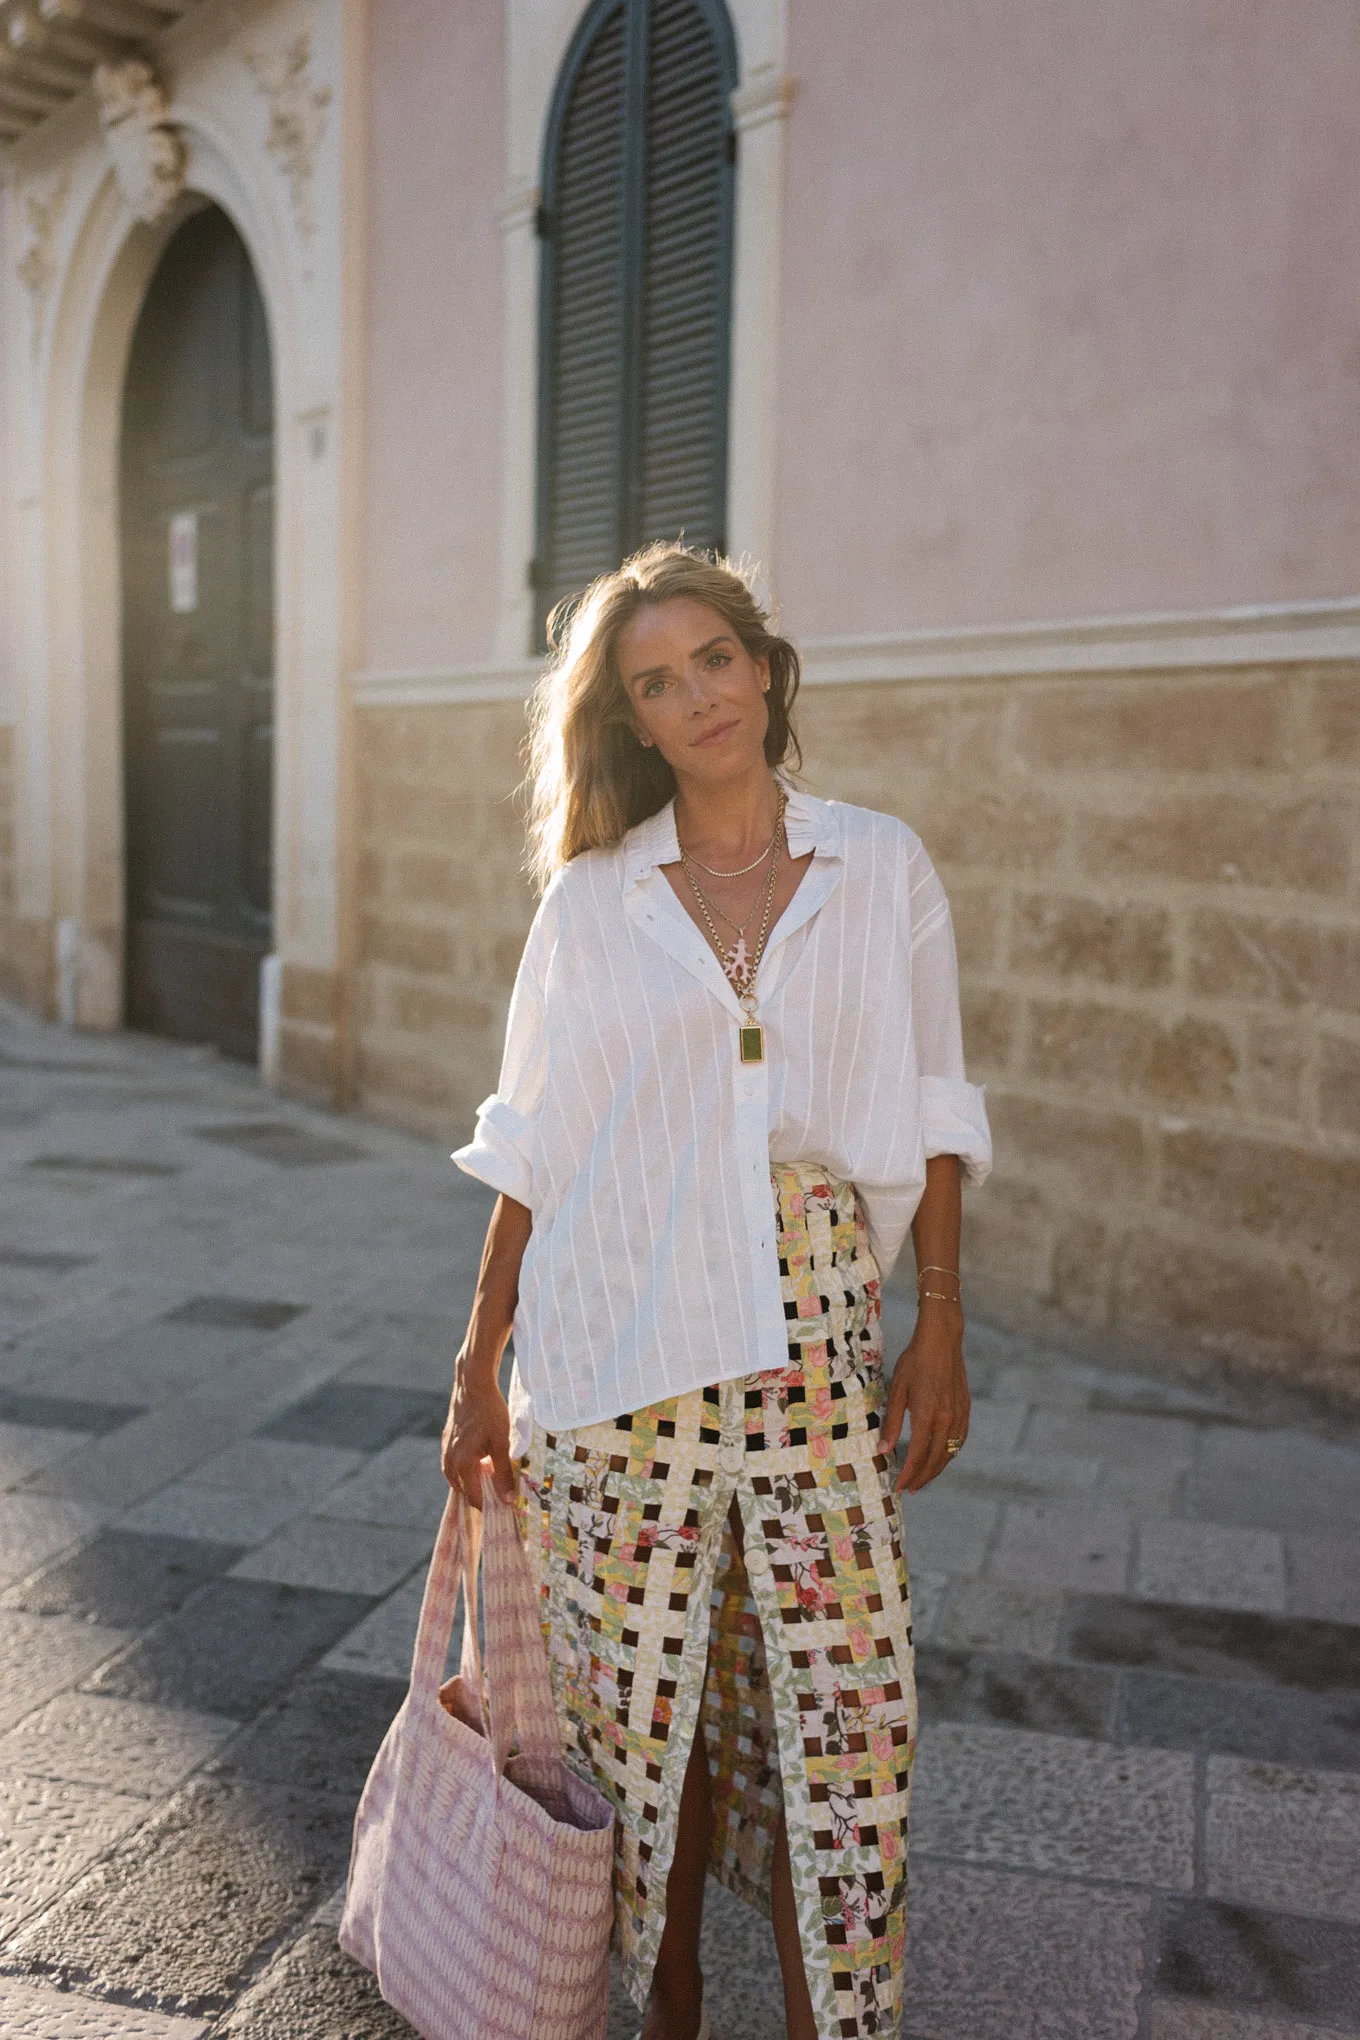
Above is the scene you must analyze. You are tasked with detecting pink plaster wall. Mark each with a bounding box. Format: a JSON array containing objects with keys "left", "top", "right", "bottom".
[
  {"left": 364, "top": 0, "right": 505, "bottom": 669},
  {"left": 778, "top": 0, "right": 1360, "bottom": 638}
]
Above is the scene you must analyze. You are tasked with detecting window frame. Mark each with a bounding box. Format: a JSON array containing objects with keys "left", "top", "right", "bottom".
[{"left": 532, "top": 0, "right": 739, "bottom": 644}]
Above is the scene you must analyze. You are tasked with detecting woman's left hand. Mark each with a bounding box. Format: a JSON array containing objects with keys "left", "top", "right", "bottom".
[{"left": 881, "top": 1303, "right": 969, "bottom": 1493}]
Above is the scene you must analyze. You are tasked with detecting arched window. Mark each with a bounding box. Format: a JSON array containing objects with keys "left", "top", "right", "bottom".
[{"left": 533, "top": 0, "right": 737, "bottom": 644}]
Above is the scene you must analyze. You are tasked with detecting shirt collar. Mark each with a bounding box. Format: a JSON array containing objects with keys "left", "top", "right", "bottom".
[{"left": 621, "top": 781, "right": 841, "bottom": 891}]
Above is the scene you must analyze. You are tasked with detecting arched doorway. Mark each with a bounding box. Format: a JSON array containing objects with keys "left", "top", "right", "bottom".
[{"left": 120, "top": 203, "right": 274, "bottom": 1061}]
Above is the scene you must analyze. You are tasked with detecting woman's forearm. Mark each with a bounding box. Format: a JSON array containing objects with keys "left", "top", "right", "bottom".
[
  {"left": 457, "top": 1193, "right": 533, "bottom": 1387},
  {"left": 910, "top": 1154, "right": 962, "bottom": 1296}
]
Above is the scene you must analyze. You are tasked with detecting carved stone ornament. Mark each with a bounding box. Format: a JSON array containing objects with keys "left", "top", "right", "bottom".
[
  {"left": 93, "top": 60, "right": 187, "bottom": 226},
  {"left": 245, "top": 23, "right": 331, "bottom": 241},
  {"left": 16, "top": 169, "right": 72, "bottom": 356}
]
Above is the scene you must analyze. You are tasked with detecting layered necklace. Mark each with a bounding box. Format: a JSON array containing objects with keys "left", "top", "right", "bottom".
[{"left": 679, "top": 787, "right": 787, "bottom": 1065}]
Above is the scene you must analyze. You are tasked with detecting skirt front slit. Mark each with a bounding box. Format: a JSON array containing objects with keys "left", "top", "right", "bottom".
[{"left": 519, "top": 1164, "right": 918, "bottom": 2040}]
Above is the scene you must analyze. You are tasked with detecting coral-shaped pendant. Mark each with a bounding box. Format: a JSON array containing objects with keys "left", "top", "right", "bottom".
[{"left": 723, "top": 937, "right": 749, "bottom": 985}]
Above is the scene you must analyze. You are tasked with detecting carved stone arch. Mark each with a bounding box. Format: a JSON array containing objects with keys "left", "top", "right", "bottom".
[{"left": 35, "top": 114, "right": 303, "bottom": 1031}]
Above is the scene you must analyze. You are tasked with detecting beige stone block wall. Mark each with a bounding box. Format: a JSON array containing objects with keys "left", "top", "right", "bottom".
[
  {"left": 353, "top": 701, "right": 536, "bottom": 1138},
  {"left": 797, "top": 660, "right": 1360, "bottom": 1403},
  {"left": 354, "top": 660, "right": 1360, "bottom": 1403}
]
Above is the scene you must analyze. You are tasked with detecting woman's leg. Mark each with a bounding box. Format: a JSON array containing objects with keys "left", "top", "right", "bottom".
[
  {"left": 725, "top": 1496, "right": 818, "bottom": 2039},
  {"left": 771, "top": 1813, "right": 818, "bottom": 2040},
  {"left": 642, "top": 1723, "right": 712, "bottom": 2040}
]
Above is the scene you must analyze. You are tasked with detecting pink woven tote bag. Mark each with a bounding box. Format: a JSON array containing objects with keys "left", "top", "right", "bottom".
[{"left": 339, "top": 1476, "right": 616, "bottom": 2040}]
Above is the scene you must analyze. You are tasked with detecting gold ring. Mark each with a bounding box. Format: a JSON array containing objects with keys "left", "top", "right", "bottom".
[{"left": 945, "top": 1437, "right": 965, "bottom": 1457}]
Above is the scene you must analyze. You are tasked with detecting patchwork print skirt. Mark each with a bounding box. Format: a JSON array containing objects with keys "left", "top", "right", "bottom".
[{"left": 518, "top": 1163, "right": 918, "bottom": 2040}]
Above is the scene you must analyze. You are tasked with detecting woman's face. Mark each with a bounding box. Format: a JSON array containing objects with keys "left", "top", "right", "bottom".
[{"left": 616, "top": 596, "right": 770, "bottom": 786}]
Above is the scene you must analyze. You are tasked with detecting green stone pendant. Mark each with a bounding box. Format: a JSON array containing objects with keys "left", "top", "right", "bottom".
[{"left": 739, "top": 1024, "right": 765, "bottom": 1064}]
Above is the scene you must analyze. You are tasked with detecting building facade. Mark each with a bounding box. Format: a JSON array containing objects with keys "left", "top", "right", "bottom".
[{"left": 1, "top": 0, "right": 1357, "bottom": 1401}]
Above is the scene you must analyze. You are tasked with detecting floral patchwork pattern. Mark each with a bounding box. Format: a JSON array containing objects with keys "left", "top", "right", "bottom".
[{"left": 519, "top": 1164, "right": 916, "bottom": 2040}]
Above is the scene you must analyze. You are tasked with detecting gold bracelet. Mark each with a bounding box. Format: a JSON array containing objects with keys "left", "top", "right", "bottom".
[
  {"left": 917, "top": 1265, "right": 961, "bottom": 1286},
  {"left": 918, "top": 1289, "right": 963, "bottom": 1306}
]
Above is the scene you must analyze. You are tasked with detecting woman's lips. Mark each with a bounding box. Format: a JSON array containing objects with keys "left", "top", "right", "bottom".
[{"left": 691, "top": 718, "right": 740, "bottom": 748}]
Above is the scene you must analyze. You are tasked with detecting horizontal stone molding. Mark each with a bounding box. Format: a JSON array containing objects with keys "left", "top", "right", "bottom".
[
  {"left": 349, "top": 595, "right": 1360, "bottom": 709},
  {"left": 351, "top": 664, "right": 540, "bottom": 709}
]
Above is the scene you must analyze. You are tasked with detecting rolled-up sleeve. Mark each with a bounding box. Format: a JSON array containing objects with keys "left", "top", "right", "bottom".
[
  {"left": 908, "top": 844, "right": 993, "bottom": 1186},
  {"left": 451, "top": 894, "right": 554, "bottom": 1208}
]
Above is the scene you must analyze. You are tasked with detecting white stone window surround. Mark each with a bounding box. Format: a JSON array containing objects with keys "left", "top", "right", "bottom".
[{"left": 493, "top": 0, "right": 794, "bottom": 663}]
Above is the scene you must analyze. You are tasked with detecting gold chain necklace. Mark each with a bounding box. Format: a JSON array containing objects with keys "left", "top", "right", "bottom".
[
  {"left": 680, "top": 814, "right": 781, "bottom": 879},
  {"left": 680, "top": 790, "right": 786, "bottom": 1064}
]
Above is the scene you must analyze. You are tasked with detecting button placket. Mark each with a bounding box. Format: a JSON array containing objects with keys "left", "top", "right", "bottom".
[{"left": 716, "top": 1380, "right": 746, "bottom": 1481}]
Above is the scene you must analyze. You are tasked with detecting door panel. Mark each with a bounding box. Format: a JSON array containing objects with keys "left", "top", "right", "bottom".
[{"left": 121, "top": 205, "right": 274, "bottom": 1062}]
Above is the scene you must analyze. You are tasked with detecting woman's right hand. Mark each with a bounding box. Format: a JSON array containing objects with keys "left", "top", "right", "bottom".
[{"left": 442, "top": 1359, "right": 516, "bottom": 1510}]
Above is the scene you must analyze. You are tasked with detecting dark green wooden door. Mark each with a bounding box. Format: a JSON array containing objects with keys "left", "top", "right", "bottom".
[{"left": 121, "top": 204, "right": 274, "bottom": 1062}]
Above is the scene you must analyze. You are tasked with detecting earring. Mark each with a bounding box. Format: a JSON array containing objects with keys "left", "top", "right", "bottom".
[{"left": 637, "top": 732, "right": 653, "bottom": 747}]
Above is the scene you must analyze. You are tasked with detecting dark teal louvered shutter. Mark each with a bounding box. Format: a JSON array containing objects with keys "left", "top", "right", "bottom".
[{"left": 534, "top": 0, "right": 737, "bottom": 646}]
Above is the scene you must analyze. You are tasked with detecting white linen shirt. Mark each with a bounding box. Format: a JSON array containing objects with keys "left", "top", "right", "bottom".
[{"left": 453, "top": 786, "right": 991, "bottom": 1438}]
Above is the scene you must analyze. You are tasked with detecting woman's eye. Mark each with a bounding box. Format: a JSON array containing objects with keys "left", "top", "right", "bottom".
[
  {"left": 707, "top": 652, "right": 731, "bottom": 669},
  {"left": 644, "top": 678, "right": 666, "bottom": 698}
]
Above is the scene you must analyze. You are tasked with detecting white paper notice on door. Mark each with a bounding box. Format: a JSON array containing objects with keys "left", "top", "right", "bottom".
[{"left": 168, "top": 511, "right": 198, "bottom": 614}]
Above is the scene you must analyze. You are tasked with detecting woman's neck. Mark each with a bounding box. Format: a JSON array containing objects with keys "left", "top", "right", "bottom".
[{"left": 673, "top": 766, "right": 781, "bottom": 864}]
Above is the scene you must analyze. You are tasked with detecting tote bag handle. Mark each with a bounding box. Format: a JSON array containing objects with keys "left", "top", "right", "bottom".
[{"left": 410, "top": 1475, "right": 561, "bottom": 1779}]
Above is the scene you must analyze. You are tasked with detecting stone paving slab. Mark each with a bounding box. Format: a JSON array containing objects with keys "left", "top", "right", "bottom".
[
  {"left": 320, "top": 1573, "right": 427, "bottom": 1682},
  {"left": 259, "top": 1383, "right": 446, "bottom": 1453},
  {"left": 1284, "top": 1533, "right": 1360, "bottom": 1625},
  {"left": 183, "top": 1438, "right": 363, "bottom": 1502},
  {"left": 117, "top": 1484, "right": 308, "bottom": 1548},
  {"left": 313, "top": 1436, "right": 449, "bottom": 1530},
  {"left": 5, "top": 1779, "right": 354, "bottom": 2017},
  {"left": 0, "top": 1770, "right": 150, "bottom": 1936},
  {"left": 36, "top": 1324, "right": 261, "bottom": 1411},
  {"left": 1063, "top": 1594, "right": 1360, "bottom": 1695},
  {"left": 1154, "top": 1897, "right": 1360, "bottom": 2028},
  {"left": 0, "top": 1693, "right": 236, "bottom": 1797},
  {"left": 1134, "top": 1520, "right": 1288, "bottom": 1615},
  {"left": 0, "top": 1497, "right": 110, "bottom": 1591},
  {"left": 228, "top": 1519, "right": 432, "bottom": 1597},
  {"left": 989, "top": 1500, "right": 1134, "bottom": 1594},
  {"left": 917, "top": 1646, "right": 1115, "bottom": 1741},
  {"left": 899, "top": 1487, "right": 998, "bottom": 1577},
  {"left": 904, "top": 1861, "right": 1151, "bottom": 2040},
  {"left": 1149, "top": 2007, "right": 1355, "bottom": 2040},
  {"left": 1205, "top": 1757, "right": 1360, "bottom": 1923},
  {"left": 0, "top": 1424, "right": 88, "bottom": 1487},
  {"left": 0, "top": 1976, "right": 208, "bottom": 2038},
  {"left": 86, "top": 1580, "right": 374, "bottom": 1720},
  {"left": 905, "top": 1567, "right": 948, "bottom": 1643},
  {"left": 935, "top": 1577, "right": 1064, "bottom": 1657},
  {"left": 212, "top": 1914, "right": 417, "bottom": 2038},
  {"left": 3, "top": 1530, "right": 242, "bottom": 1628},
  {"left": 25, "top": 1399, "right": 265, "bottom": 1511},
  {"left": 950, "top": 1444, "right": 1103, "bottom": 1506},
  {"left": 1021, "top": 1403, "right": 1200, "bottom": 1467},
  {"left": 910, "top": 1722, "right": 1196, "bottom": 1887},
  {"left": 1149, "top": 2007, "right": 1360, "bottom": 2040},
  {"left": 1114, "top": 1668, "right": 1360, "bottom": 1773},
  {"left": 207, "top": 1670, "right": 406, "bottom": 1799},
  {"left": 0, "top": 1611, "right": 134, "bottom": 1735}
]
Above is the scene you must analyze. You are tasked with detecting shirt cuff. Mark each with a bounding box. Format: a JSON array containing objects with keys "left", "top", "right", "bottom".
[
  {"left": 451, "top": 1094, "right": 535, "bottom": 1207},
  {"left": 920, "top": 1076, "right": 992, "bottom": 1185}
]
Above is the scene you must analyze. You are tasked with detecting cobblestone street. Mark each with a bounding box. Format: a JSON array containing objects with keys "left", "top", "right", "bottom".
[{"left": 0, "top": 1006, "right": 1356, "bottom": 2039}]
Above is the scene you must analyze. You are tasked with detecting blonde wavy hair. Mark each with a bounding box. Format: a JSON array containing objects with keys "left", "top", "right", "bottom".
[{"left": 524, "top": 543, "right": 802, "bottom": 890}]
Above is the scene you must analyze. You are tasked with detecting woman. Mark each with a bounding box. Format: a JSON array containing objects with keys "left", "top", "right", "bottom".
[{"left": 442, "top": 544, "right": 991, "bottom": 2040}]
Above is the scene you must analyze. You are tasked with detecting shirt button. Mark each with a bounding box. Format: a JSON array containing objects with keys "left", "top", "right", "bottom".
[
  {"left": 718, "top": 1441, "right": 744, "bottom": 1475},
  {"left": 744, "top": 1546, "right": 772, "bottom": 1577}
]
